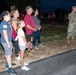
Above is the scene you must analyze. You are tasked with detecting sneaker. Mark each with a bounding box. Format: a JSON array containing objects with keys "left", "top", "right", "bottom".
[
  {"left": 5, "top": 63, "right": 9, "bottom": 68},
  {"left": 15, "top": 56, "right": 20, "bottom": 61},
  {"left": 8, "top": 68, "right": 17, "bottom": 75},
  {"left": 21, "top": 66, "right": 30, "bottom": 71},
  {"left": 39, "top": 44, "right": 44, "bottom": 47},
  {"left": 34, "top": 46, "right": 39, "bottom": 50},
  {"left": 24, "top": 63, "right": 29, "bottom": 66},
  {"left": 5, "top": 63, "right": 16, "bottom": 68}
]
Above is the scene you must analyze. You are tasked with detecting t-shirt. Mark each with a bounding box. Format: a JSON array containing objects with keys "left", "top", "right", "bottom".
[
  {"left": 0, "top": 20, "right": 12, "bottom": 43},
  {"left": 33, "top": 16, "right": 41, "bottom": 26},
  {"left": 17, "top": 28, "right": 26, "bottom": 46},
  {"left": 24, "top": 14, "right": 36, "bottom": 35}
]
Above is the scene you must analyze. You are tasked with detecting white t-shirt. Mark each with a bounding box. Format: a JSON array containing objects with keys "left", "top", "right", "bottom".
[{"left": 17, "top": 28, "right": 26, "bottom": 46}]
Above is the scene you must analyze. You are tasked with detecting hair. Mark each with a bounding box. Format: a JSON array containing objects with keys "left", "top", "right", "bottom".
[
  {"left": 16, "top": 19, "right": 23, "bottom": 32},
  {"left": 1, "top": 11, "right": 10, "bottom": 17},
  {"left": 10, "top": 6, "right": 18, "bottom": 16},
  {"left": 25, "top": 6, "right": 32, "bottom": 12},
  {"left": 32, "top": 8, "right": 39, "bottom": 15},
  {"left": 1, "top": 11, "right": 10, "bottom": 20}
]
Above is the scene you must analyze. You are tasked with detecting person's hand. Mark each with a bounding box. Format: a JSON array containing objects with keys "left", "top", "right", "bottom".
[
  {"left": 38, "top": 27, "right": 41, "bottom": 30},
  {"left": 8, "top": 44, "right": 11, "bottom": 48},
  {"left": 34, "top": 28, "right": 37, "bottom": 31}
]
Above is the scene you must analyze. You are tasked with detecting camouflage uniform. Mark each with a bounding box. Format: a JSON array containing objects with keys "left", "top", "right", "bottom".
[{"left": 67, "top": 12, "right": 76, "bottom": 41}]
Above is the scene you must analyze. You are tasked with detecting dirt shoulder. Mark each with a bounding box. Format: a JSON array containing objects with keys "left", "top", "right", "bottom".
[{"left": 0, "top": 39, "right": 76, "bottom": 72}]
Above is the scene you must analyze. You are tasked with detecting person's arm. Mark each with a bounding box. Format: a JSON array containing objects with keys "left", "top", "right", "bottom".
[
  {"left": 22, "top": 36, "right": 28, "bottom": 48},
  {"left": 11, "top": 20, "right": 17, "bottom": 31},
  {"left": 27, "top": 25, "right": 37, "bottom": 31},
  {"left": 22, "top": 36, "right": 27, "bottom": 45},
  {"left": 39, "top": 25, "right": 41, "bottom": 29},
  {"left": 36, "top": 25, "right": 41, "bottom": 30},
  {"left": 3, "top": 30, "right": 10, "bottom": 48}
]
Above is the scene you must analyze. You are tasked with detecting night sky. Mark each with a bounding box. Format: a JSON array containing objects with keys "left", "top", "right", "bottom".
[
  {"left": 0, "top": 0, "right": 76, "bottom": 13},
  {"left": 38, "top": 0, "right": 76, "bottom": 12}
]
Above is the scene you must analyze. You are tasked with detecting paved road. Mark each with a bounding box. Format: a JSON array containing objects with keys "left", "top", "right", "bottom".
[{"left": 0, "top": 49, "right": 76, "bottom": 75}]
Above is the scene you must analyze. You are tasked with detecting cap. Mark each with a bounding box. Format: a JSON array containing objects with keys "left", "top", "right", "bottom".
[
  {"left": 1, "top": 11, "right": 10, "bottom": 17},
  {"left": 25, "top": 6, "right": 32, "bottom": 11}
]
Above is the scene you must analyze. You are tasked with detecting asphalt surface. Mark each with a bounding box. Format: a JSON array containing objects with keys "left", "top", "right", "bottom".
[{"left": 0, "top": 49, "right": 76, "bottom": 75}]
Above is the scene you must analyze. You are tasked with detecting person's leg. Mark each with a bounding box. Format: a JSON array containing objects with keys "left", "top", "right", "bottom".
[
  {"left": 2, "top": 42, "right": 17, "bottom": 74},
  {"left": 12, "top": 39, "right": 20, "bottom": 56},
  {"left": 37, "top": 30, "right": 44, "bottom": 47},
  {"left": 20, "top": 46, "right": 30, "bottom": 71},
  {"left": 2, "top": 42, "right": 12, "bottom": 68},
  {"left": 67, "top": 25, "right": 73, "bottom": 43},
  {"left": 37, "top": 30, "right": 41, "bottom": 44},
  {"left": 20, "top": 50, "right": 24, "bottom": 67},
  {"left": 33, "top": 32, "right": 37, "bottom": 46},
  {"left": 72, "top": 26, "right": 76, "bottom": 41},
  {"left": 27, "top": 41, "right": 31, "bottom": 51},
  {"left": 5, "top": 54, "right": 12, "bottom": 68}
]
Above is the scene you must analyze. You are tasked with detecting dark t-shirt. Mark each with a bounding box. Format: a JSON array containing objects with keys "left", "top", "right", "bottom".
[
  {"left": 0, "top": 20, "right": 12, "bottom": 43},
  {"left": 33, "top": 16, "right": 41, "bottom": 26}
]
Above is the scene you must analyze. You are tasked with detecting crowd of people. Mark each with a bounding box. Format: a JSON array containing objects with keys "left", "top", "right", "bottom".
[
  {"left": 0, "top": 4, "right": 76, "bottom": 75},
  {"left": 0, "top": 6, "right": 44, "bottom": 74}
]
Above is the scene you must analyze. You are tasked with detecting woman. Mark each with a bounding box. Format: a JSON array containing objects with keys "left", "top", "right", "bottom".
[
  {"left": 0, "top": 11, "right": 17, "bottom": 74},
  {"left": 11, "top": 6, "right": 20, "bottom": 60},
  {"left": 33, "top": 9, "right": 44, "bottom": 49}
]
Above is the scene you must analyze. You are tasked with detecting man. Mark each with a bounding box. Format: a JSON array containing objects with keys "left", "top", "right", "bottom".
[
  {"left": 67, "top": 6, "right": 76, "bottom": 43},
  {"left": 24, "top": 6, "right": 37, "bottom": 56}
]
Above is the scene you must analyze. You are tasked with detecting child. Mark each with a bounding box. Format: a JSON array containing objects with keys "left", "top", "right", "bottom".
[
  {"left": 16, "top": 19, "right": 30, "bottom": 71},
  {"left": 0, "top": 11, "right": 17, "bottom": 75}
]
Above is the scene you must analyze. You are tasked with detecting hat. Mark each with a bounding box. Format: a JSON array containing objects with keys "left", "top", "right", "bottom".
[
  {"left": 1, "top": 11, "right": 10, "bottom": 17},
  {"left": 25, "top": 6, "right": 32, "bottom": 11}
]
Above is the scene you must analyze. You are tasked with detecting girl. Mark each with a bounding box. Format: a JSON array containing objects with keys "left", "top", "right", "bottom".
[{"left": 16, "top": 19, "right": 30, "bottom": 71}]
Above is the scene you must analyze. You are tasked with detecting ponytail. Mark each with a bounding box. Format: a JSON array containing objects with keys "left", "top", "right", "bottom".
[{"left": 10, "top": 6, "right": 18, "bottom": 16}]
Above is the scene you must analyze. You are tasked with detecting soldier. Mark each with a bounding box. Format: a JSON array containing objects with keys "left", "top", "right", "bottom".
[
  {"left": 67, "top": 6, "right": 76, "bottom": 43},
  {"left": 73, "top": 7, "right": 76, "bottom": 38}
]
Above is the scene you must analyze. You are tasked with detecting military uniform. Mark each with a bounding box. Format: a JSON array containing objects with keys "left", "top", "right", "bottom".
[{"left": 67, "top": 12, "right": 76, "bottom": 42}]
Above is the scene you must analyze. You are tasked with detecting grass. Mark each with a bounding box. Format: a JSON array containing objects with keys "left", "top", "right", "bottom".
[
  {"left": 0, "top": 23, "right": 68, "bottom": 52},
  {"left": 41, "top": 23, "right": 67, "bottom": 43}
]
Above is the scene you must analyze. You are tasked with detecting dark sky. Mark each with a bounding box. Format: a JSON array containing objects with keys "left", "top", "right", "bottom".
[{"left": 38, "top": 0, "right": 76, "bottom": 12}]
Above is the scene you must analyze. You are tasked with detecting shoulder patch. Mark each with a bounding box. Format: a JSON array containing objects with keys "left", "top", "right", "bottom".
[{"left": 3, "top": 25, "right": 7, "bottom": 28}]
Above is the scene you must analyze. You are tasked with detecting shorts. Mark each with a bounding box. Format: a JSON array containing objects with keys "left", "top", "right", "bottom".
[
  {"left": 2, "top": 42, "right": 13, "bottom": 55},
  {"left": 26, "top": 33, "right": 34, "bottom": 42},
  {"left": 19, "top": 45, "right": 26, "bottom": 50}
]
